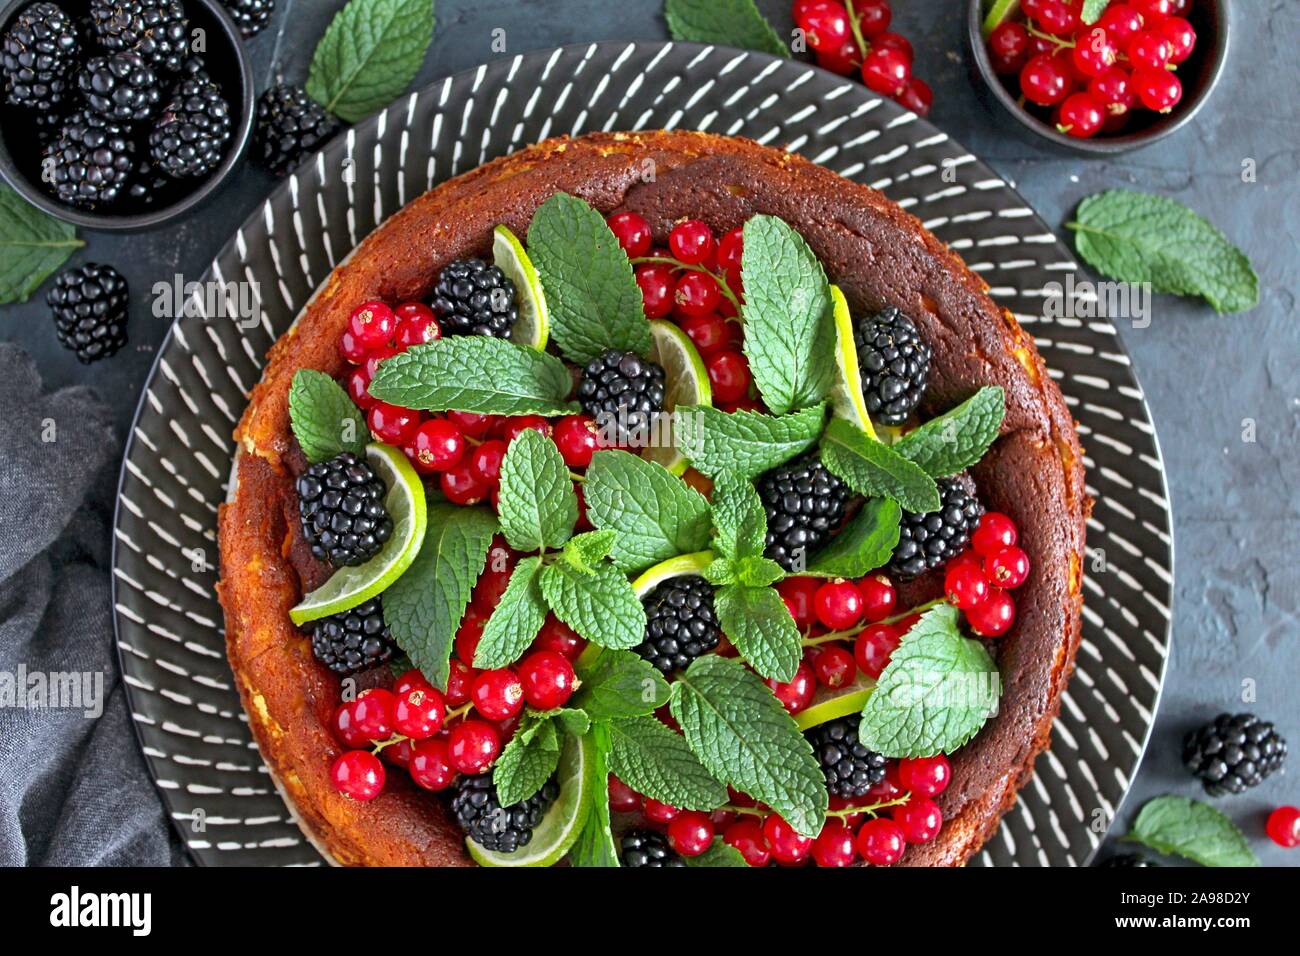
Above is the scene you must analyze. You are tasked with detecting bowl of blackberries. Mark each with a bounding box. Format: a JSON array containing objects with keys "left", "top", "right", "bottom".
[{"left": 0, "top": 0, "right": 254, "bottom": 229}]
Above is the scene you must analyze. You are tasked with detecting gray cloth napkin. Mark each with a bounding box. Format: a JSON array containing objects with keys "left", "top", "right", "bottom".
[{"left": 0, "top": 343, "right": 184, "bottom": 865}]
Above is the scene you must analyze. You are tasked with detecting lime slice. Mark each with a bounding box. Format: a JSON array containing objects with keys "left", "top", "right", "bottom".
[
  {"left": 794, "top": 676, "right": 875, "bottom": 731},
  {"left": 981, "top": 0, "right": 1020, "bottom": 36},
  {"left": 289, "top": 443, "right": 428, "bottom": 626},
  {"left": 643, "top": 319, "right": 712, "bottom": 475},
  {"left": 631, "top": 550, "right": 716, "bottom": 598},
  {"left": 827, "top": 285, "right": 877, "bottom": 441},
  {"left": 493, "top": 224, "right": 549, "bottom": 350},
  {"left": 468, "top": 732, "right": 594, "bottom": 867}
]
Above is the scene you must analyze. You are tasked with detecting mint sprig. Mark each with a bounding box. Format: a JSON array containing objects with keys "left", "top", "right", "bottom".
[
  {"left": 714, "top": 583, "right": 802, "bottom": 682},
  {"left": 494, "top": 711, "right": 563, "bottom": 806},
  {"left": 676, "top": 402, "right": 826, "bottom": 480},
  {"left": 473, "top": 556, "right": 547, "bottom": 669},
  {"left": 606, "top": 715, "right": 729, "bottom": 811},
  {"left": 894, "top": 387, "right": 1005, "bottom": 479},
  {"left": 539, "top": 557, "right": 646, "bottom": 651},
  {"left": 497, "top": 429, "right": 578, "bottom": 553},
  {"left": 0, "top": 185, "right": 84, "bottom": 304},
  {"left": 803, "top": 498, "right": 901, "bottom": 578},
  {"left": 1124, "top": 796, "right": 1259, "bottom": 868},
  {"left": 664, "top": 0, "right": 789, "bottom": 58},
  {"left": 288, "top": 369, "right": 371, "bottom": 463},
  {"left": 820, "top": 418, "right": 940, "bottom": 514},
  {"left": 572, "top": 648, "right": 671, "bottom": 720}
]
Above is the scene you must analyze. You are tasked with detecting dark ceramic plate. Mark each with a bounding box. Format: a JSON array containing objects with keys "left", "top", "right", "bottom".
[{"left": 112, "top": 41, "right": 1173, "bottom": 867}]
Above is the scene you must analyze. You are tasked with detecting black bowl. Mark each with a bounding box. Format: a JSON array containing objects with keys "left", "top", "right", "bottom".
[
  {"left": 0, "top": 0, "right": 254, "bottom": 231},
  {"left": 967, "top": 0, "right": 1230, "bottom": 155}
]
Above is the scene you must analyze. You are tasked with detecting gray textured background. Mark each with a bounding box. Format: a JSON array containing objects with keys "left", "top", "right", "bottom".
[{"left": 1, "top": 0, "right": 1295, "bottom": 864}]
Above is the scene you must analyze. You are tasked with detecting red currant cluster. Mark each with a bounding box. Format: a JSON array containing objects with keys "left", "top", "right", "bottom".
[
  {"left": 328, "top": 538, "right": 585, "bottom": 801},
  {"left": 793, "top": 0, "right": 932, "bottom": 116},
  {"left": 943, "top": 512, "right": 1030, "bottom": 637},
  {"left": 986, "top": 0, "right": 1198, "bottom": 138},
  {"left": 609, "top": 212, "right": 758, "bottom": 410}
]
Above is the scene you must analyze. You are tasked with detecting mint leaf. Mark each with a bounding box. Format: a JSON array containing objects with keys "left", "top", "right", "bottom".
[
  {"left": 1124, "top": 796, "right": 1259, "bottom": 867},
  {"left": 606, "top": 716, "right": 729, "bottom": 811},
  {"left": 573, "top": 649, "right": 671, "bottom": 719},
  {"left": 0, "top": 185, "right": 83, "bottom": 304},
  {"left": 676, "top": 402, "right": 826, "bottom": 480},
  {"left": 664, "top": 0, "right": 789, "bottom": 58},
  {"left": 733, "top": 556, "right": 783, "bottom": 588},
  {"left": 569, "top": 723, "right": 619, "bottom": 867},
  {"left": 534, "top": 706, "right": 591, "bottom": 738},
  {"left": 527, "top": 193, "right": 651, "bottom": 365},
  {"left": 288, "top": 369, "right": 371, "bottom": 463},
  {"left": 702, "top": 557, "right": 737, "bottom": 587},
  {"left": 583, "top": 451, "right": 712, "bottom": 571},
  {"left": 1067, "top": 190, "right": 1259, "bottom": 314},
  {"left": 494, "top": 713, "right": 562, "bottom": 807},
  {"left": 804, "top": 498, "right": 901, "bottom": 578},
  {"left": 539, "top": 559, "right": 646, "bottom": 650},
  {"left": 714, "top": 584, "right": 801, "bottom": 682},
  {"left": 383, "top": 503, "right": 497, "bottom": 689},
  {"left": 563, "top": 529, "right": 618, "bottom": 571},
  {"left": 473, "top": 556, "right": 547, "bottom": 669},
  {"left": 894, "top": 387, "right": 1005, "bottom": 479},
  {"left": 740, "top": 216, "right": 836, "bottom": 415},
  {"left": 497, "top": 429, "right": 577, "bottom": 553},
  {"left": 368, "top": 337, "right": 579, "bottom": 417},
  {"left": 820, "top": 418, "right": 939, "bottom": 513},
  {"left": 858, "top": 604, "right": 1000, "bottom": 757},
  {"left": 305, "top": 0, "right": 434, "bottom": 123},
  {"left": 671, "top": 655, "right": 827, "bottom": 837},
  {"left": 710, "top": 471, "right": 766, "bottom": 561},
  {"left": 1080, "top": 0, "right": 1111, "bottom": 24},
  {"left": 684, "top": 841, "right": 749, "bottom": 867}
]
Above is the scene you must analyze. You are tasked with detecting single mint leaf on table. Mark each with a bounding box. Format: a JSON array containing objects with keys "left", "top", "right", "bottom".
[
  {"left": 804, "top": 498, "right": 901, "bottom": 578},
  {"left": 562, "top": 529, "right": 618, "bottom": 571},
  {"left": 573, "top": 649, "right": 671, "bottom": 719},
  {"left": 676, "top": 402, "right": 826, "bottom": 480},
  {"left": 820, "top": 417, "right": 940, "bottom": 514},
  {"left": 605, "top": 715, "right": 729, "bottom": 811},
  {"left": 664, "top": 0, "right": 790, "bottom": 58},
  {"left": 1067, "top": 190, "right": 1259, "bottom": 314},
  {"left": 473, "top": 556, "right": 547, "bottom": 669},
  {"left": 526, "top": 192, "right": 651, "bottom": 365},
  {"left": 496, "top": 429, "right": 578, "bottom": 553},
  {"left": 494, "top": 713, "right": 562, "bottom": 807},
  {"left": 583, "top": 450, "right": 711, "bottom": 572},
  {"left": 714, "top": 583, "right": 801, "bottom": 682},
  {"left": 684, "top": 840, "right": 749, "bottom": 867},
  {"left": 1123, "top": 796, "right": 1259, "bottom": 868},
  {"left": 739, "top": 216, "right": 836, "bottom": 415},
  {"left": 893, "top": 387, "right": 1005, "bottom": 479},
  {"left": 539, "top": 558, "right": 646, "bottom": 650},
  {"left": 305, "top": 0, "right": 435, "bottom": 123},
  {"left": 670, "top": 655, "right": 827, "bottom": 837},
  {"left": 383, "top": 502, "right": 497, "bottom": 689},
  {"left": 569, "top": 723, "right": 619, "bottom": 867},
  {"left": 709, "top": 471, "right": 767, "bottom": 561},
  {"left": 0, "top": 186, "right": 84, "bottom": 304},
  {"left": 288, "top": 369, "right": 371, "bottom": 463},
  {"left": 858, "top": 604, "right": 1001, "bottom": 758},
  {"left": 368, "top": 337, "right": 579, "bottom": 416}
]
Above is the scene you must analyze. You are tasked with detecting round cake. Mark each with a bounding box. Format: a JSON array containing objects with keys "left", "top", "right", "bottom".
[{"left": 216, "top": 129, "right": 1088, "bottom": 867}]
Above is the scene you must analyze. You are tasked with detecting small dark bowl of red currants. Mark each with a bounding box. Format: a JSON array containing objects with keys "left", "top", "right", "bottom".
[{"left": 968, "top": 0, "right": 1230, "bottom": 154}]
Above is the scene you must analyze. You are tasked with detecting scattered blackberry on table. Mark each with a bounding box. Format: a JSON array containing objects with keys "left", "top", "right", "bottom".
[
  {"left": 620, "top": 828, "right": 687, "bottom": 867},
  {"left": 47, "top": 263, "right": 129, "bottom": 364},
  {"left": 757, "top": 456, "right": 851, "bottom": 571},
  {"left": 89, "top": 0, "right": 189, "bottom": 73},
  {"left": 77, "top": 51, "right": 160, "bottom": 121},
  {"left": 635, "top": 575, "right": 721, "bottom": 674},
  {"left": 855, "top": 305, "right": 932, "bottom": 426},
  {"left": 296, "top": 451, "right": 394, "bottom": 568},
  {"left": 307, "top": 598, "right": 395, "bottom": 675},
  {"left": 1, "top": 1, "right": 79, "bottom": 111},
  {"left": 148, "top": 68, "right": 232, "bottom": 177},
  {"left": 42, "top": 109, "right": 134, "bottom": 207},
  {"left": 432, "top": 258, "right": 519, "bottom": 339},
  {"left": 452, "top": 773, "right": 560, "bottom": 853},
  {"left": 806, "top": 715, "right": 887, "bottom": 799},
  {"left": 1099, "top": 853, "right": 1158, "bottom": 867},
  {"left": 576, "top": 349, "right": 666, "bottom": 446},
  {"left": 1182, "top": 713, "right": 1287, "bottom": 797},
  {"left": 221, "top": 0, "right": 274, "bottom": 37},
  {"left": 252, "top": 83, "right": 340, "bottom": 176},
  {"left": 888, "top": 476, "right": 983, "bottom": 579}
]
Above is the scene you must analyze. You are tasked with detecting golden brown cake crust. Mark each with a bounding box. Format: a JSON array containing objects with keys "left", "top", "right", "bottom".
[{"left": 217, "top": 130, "right": 1088, "bottom": 867}]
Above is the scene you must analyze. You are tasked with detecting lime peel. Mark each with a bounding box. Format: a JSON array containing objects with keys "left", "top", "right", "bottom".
[
  {"left": 827, "top": 285, "right": 877, "bottom": 441},
  {"left": 642, "top": 319, "right": 712, "bottom": 476},
  {"left": 494, "top": 224, "right": 549, "bottom": 351}
]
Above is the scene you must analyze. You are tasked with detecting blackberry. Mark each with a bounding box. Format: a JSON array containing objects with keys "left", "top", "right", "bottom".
[
  {"left": 431, "top": 258, "right": 519, "bottom": 339},
  {"left": 252, "top": 83, "right": 340, "bottom": 177},
  {"left": 295, "top": 451, "right": 394, "bottom": 568},
  {"left": 147, "top": 69, "right": 232, "bottom": 177},
  {"left": 1099, "top": 853, "right": 1158, "bottom": 867},
  {"left": 806, "top": 716, "right": 886, "bottom": 799},
  {"left": 451, "top": 773, "right": 560, "bottom": 854},
  {"left": 221, "top": 0, "right": 273, "bottom": 37},
  {"left": 620, "top": 829, "right": 687, "bottom": 867},
  {"left": 1182, "top": 713, "right": 1287, "bottom": 797},
  {"left": 125, "top": 158, "right": 174, "bottom": 205},
  {"left": 308, "top": 598, "right": 396, "bottom": 675},
  {"left": 888, "top": 475, "right": 983, "bottom": 579},
  {"left": 42, "top": 109, "right": 134, "bottom": 207},
  {"left": 89, "top": 0, "right": 189, "bottom": 73},
  {"left": 77, "top": 51, "right": 160, "bottom": 121},
  {"left": 47, "top": 263, "right": 129, "bottom": 364},
  {"left": 2, "top": 1, "right": 79, "bottom": 111},
  {"left": 855, "top": 305, "right": 932, "bottom": 426},
  {"left": 756, "top": 456, "right": 851, "bottom": 571},
  {"left": 635, "top": 575, "right": 721, "bottom": 674},
  {"left": 576, "top": 349, "right": 666, "bottom": 447}
]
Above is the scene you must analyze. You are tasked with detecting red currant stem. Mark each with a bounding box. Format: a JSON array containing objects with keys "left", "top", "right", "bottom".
[
  {"left": 444, "top": 701, "right": 473, "bottom": 722},
  {"left": 1024, "top": 22, "right": 1075, "bottom": 52},
  {"left": 629, "top": 255, "right": 743, "bottom": 312},
  {"left": 799, "top": 597, "right": 945, "bottom": 646},
  {"left": 569, "top": 471, "right": 586, "bottom": 483},
  {"left": 823, "top": 792, "right": 913, "bottom": 819},
  {"left": 717, "top": 804, "right": 770, "bottom": 817},
  {"left": 843, "top": 0, "right": 870, "bottom": 59},
  {"left": 370, "top": 733, "right": 410, "bottom": 754}
]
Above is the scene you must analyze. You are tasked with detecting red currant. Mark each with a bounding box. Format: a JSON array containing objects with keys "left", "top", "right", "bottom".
[
  {"left": 814, "top": 579, "right": 865, "bottom": 630},
  {"left": 474, "top": 555, "right": 515, "bottom": 613},
  {"left": 406, "top": 417, "right": 466, "bottom": 473},
  {"left": 898, "top": 754, "right": 952, "bottom": 798},
  {"left": 679, "top": 312, "right": 732, "bottom": 358},
  {"left": 1089, "top": 66, "right": 1137, "bottom": 115},
  {"left": 1132, "top": 66, "right": 1181, "bottom": 111},
  {"left": 857, "top": 574, "right": 897, "bottom": 622},
  {"left": 445, "top": 659, "right": 475, "bottom": 707},
  {"left": 763, "top": 814, "right": 814, "bottom": 864},
  {"left": 817, "top": 34, "right": 862, "bottom": 75},
  {"left": 874, "top": 32, "right": 913, "bottom": 63},
  {"left": 455, "top": 607, "right": 486, "bottom": 664},
  {"left": 446, "top": 719, "right": 500, "bottom": 774},
  {"left": 470, "top": 668, "right": 524, "bottom": 720},
  {"left": 393, "top": 302, "right": 441, "bottom": 349},
  {"left": 668, "top": 220, "right": 716, "bottom": 266},
  {"left": 394, "top": 668, "right": 431, "bottom": 696},
  {"left": 348, "top": 300, "right": 397, "bottom": 350},
  {"left": 812, "top": 821, "right": 857, "bottom": 867},
  {"left": 408, "top": 738, "right": 457, "bottom": 791},
  {"left": 966, "top": 587, "right": 1016, "bottom": 637},
  {"left": 1071, "top": 27, "right": 1119, "bottom": 78},
  {"left": 364, "top": 346, "right": 398, "bottom": 381},
  {"left": 777, "top": 577, "right": 820, "bottom": 630},
  {"left": 985, "top": 545, "right": 1031, "bottom": 589},
  {"left": 332, "top": 700, "right": 370, "bottom": 748},
  {"left": 715, "top": 227, "right": 743, "bottom": 278},
  {"left": 1098, "top": 4, "right": 1146, "bottom": 46},
  {"left": 723, "top": 818, "right": 771, "bottom": 866},
  {"left": 987, "top": 21, "right": 1030, "bottom": 74},
  {"left": 944, "top": 561, "right": 991, "bottom": 610},
  {"left": 1059, "top": 91, "right": 1106, "bottom": 137},
  {"left": 517, "top": 650, "right": 577, "bottom": 709},
  {"left": 706, "top": 350, "right": 751, "bottom": 404},
  {"left": 1020, "top": 54, "right": 1071, "bottom": 106},
  {"left": 381, "top": 737, "right": 414, "bottom": 768},
  {"left": 351, "top": 688, "right": 395, "bottom": 740},
  {"left": 339, "top": 327, "right": 370, "bottom": 364},
  {"left": 1126, "top": 30, "right": 1173, "bottom": 70},
  {"left": 972, "top": 512, "right": 1018, "bottom": 555},
  {"left": 860, "top": 46, "right": 911, "bottom": 96},
  {"left": 895, "top": 76, "right": 933, "bottom": 117},
  {"left": 1131, "top": 0, "right": 1172, "bottom": 23},
  {"left": 607, "top": 211, "right": 653, "bottom": 258},
  {"left": 635, "top": 263, "right": 675, "bottom": 318},
  {"left": 368, "top": 401, "right": 420, "bottom": 445},
  {"left": 345, "top": 365, "right": 377, "bottom": 411},
  {"left": 1025, "top": 0, "right": 1079, "bottom": 35},
  {"left": 608, "top": 775, "right": 642, "bottom": 813},
  {"left": 1158, "top": 16, "right": 1195, "bottom": 63},
  {"left": 447, "top": 410, "right": 495, "bottom": 438},
  {"left": 668, "top": 811, "right": 715, "bottom": 857},
  {"left": 530, "top": 615, "right": 586, "bottom": 660},
  {"left": 812, "top": 644, "right": 857, "bottom": 689},
  {"left": 854, "top": 623, "right": 901, "bottom": 679},
  {"left": 643, "top": 798, "right": 679, "bottom": 823},
  {"left": 857, "top": 817, "right": 906, "bottom": 865},
  {"left": 393, "top": 685, "right": 445, "bottom": 740},
  {"left": 441, "top": 461, "right": 490, "bottom": 505},
  {"left": 893, "top": 795, "right": 943, "bottom": 843},
  {"left": 467, "top": 438, "right": 506, "bottom": 485},
  {"left": 674, "top": 271, "right": 722, "bottom": 318},
  {"left": 854, "top": 0, "right": 892, "bottom": 37},
  {"left": 501, "top": 415, "right": 551, "bottom": 443},
  {"left": 553, "top": 414, "right": 600, "bottom": 468},
  {"left": 766, "top": 661, "right": 815, "bottom": 715},
  {"left": 1266, "top": 806, "right": 1300, "bottom": 849},
  {"left": 796, "top": 0, "right": 851, "bottom": 52},
  {"left": 331, "top": 750, "right": 385, "bottom": 800}
]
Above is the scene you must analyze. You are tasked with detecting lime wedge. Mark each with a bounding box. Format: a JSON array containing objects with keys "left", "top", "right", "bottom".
[
  {"left": 794, "top": 675, "right": 875, "bottom": 731},
  {"left": 468, "top": 732, "right": 594, "bottom": 867},
  {"left": 289, "top": 443, "right": 428, "bottom": 626},
  {"left": 631, "top": 550, "right": 716, "bottom": 599},
  {"left": 643, "top": 319, "right": 712, "bottom": 475},
  {"left": 827, "top": 285, "right": 877, "bottom": 441},
  {"left": 981, "top": 0, "right": 1020, "bottom": 36},
  {"left": 493, "top": 224, "right": 549, "bottom": 350}
]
